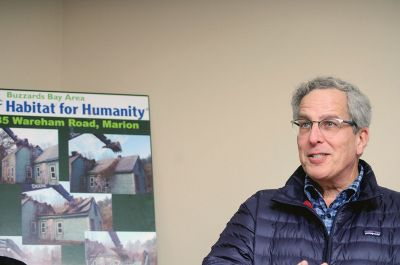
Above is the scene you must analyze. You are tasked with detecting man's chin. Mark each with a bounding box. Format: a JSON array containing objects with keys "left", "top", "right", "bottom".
[{"left": 303, "top": 166, "right": 329, "bottom": 180}]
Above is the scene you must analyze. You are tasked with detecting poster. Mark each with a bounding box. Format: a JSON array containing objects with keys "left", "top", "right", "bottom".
[{"left": 0, "top": 89, "right": 156, "bottom": 265}]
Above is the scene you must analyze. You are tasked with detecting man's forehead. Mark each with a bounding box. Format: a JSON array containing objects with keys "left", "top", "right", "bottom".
[
  {"left": 299, "top": 89, "right": 347, "bottom": 105},
  {"left": 298, "top": 89, "right": 349, "bottom": 118}
]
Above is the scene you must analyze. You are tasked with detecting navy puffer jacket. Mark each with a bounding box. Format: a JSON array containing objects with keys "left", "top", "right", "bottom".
[{"left": 203, "top": 160, "right": 400, "bottom": 265}]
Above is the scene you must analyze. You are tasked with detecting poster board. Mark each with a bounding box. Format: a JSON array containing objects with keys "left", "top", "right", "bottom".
[{"left": 0, "top": 88, "right": 156, "bottom": 265}]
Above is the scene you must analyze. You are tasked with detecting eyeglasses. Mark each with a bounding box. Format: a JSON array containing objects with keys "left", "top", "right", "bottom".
[{"left": 291, "top": 118, "right": 357, "bottom": 137}]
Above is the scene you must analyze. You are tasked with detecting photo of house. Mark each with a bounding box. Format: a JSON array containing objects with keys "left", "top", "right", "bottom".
[
  {"left": 0, "top": 128, "right": 58, "bottom": 185},
  {"left": 85, "top": 231, "right": 156, "bottom": 265},
  {"left": 33, "top": 145, "right": 59, "bottom": 185},
  {"left": 69, "top": 134, "right": 153, "bottom": 194},
  {"left": 0, "top": 236, "right": 61, "bottom": 265},
  {"left": 0, "top": 88, "right": 156, "bottom": 265},
  {"left": 22, "top": 182, "right": 112, "bottom": 245}
]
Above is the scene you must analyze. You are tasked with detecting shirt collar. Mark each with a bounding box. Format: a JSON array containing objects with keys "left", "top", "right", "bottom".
[{"left": 304, "top": 165, "right": 364, "bottom": 201}]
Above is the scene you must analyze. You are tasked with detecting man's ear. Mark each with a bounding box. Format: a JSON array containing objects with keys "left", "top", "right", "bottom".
[{"left": 356, "top": 127, "right": 369, "bottom": 156}]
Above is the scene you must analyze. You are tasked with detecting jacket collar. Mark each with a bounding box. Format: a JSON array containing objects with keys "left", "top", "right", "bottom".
[
  {"left": 272, "top": 159, "right": 382, "bottom": 206},
  {"left": 357, "top": 159, "right": 382, "bottom": 201}
]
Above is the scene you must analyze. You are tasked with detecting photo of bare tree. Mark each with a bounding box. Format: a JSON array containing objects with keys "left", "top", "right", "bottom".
[{"left": 0, "top": 128, "right": 58, "bottom": 185}]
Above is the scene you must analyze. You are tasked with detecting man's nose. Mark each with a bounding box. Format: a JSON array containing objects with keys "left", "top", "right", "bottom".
[{"left": 308, "top": 122, "right": 324, "bottom": 144}]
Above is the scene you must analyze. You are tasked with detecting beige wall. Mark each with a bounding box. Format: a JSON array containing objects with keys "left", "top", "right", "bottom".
[
  {"left": 0, "top": 0, "right": 62, "bottom": 89},
  {"left": 1, "top": 1, "right": 400, "bottom": 264}
]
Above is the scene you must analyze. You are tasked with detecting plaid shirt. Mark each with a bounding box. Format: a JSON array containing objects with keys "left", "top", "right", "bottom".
[{"left": 304, "top": 166, "right": 364, "bottom": 235}]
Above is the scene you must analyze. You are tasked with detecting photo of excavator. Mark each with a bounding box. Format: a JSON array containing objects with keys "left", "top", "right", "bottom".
[
  {"left": 0, "top": 128, "right": 124, "bottom": 184},
  {"left": 69, "top": 132, "right": 122, "bottom": 153},
  {"left": 68, "top": 133, "right": 150, "bottom": 194},
  {"left": 85, "top": 231, "right": 155, "bottom": 265}
]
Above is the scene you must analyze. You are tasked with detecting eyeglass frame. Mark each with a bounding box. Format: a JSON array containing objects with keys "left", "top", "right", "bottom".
[{"left": 291, "top": 118, "right": 358, "bottom": 136}]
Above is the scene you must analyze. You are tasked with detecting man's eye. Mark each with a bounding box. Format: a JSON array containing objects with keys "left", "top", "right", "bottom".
[
  {"left": 299, "top": 121, "right": 312, "bottom": 129},
  {"left": 322, "top": 120, "right": 338, "bottom": 129}
]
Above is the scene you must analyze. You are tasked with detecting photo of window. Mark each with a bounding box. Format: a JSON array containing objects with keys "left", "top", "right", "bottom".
[
  {"left": 0, "top": 128, "right": 58, "bottom": 185},
  {"left": 69, "top": 134, "right": 152, "bottom": 194},
  {"left": 22, "top": 182, "right": 112, "bottom": 245}
]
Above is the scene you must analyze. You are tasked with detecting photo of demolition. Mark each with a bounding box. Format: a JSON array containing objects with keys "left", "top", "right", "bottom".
[
  {"left": 0, "top": 89, "right": 156, "bottom": 265},
  {"left": 85, "top": 231, "right": 156, "bottom": 265},
  {"left": 0, "top": 236, "right": 61, "bottom": 265},
  {"left": 68, "top": 133, "right": 153, "bottom": 194},
  {"left": 22, "top": 182, "right": 112, "bottom": 245},
  {"left": 0, "top": 128, "right": 58, "bottom": 185}
]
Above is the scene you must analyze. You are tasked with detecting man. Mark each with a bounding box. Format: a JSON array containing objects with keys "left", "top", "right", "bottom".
[{"left": 202, "top": 76, "right": 400, "bottom": 265}]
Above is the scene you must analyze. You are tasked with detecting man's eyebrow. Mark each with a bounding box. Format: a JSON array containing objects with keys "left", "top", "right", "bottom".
[
  {"left": 297, "top": 114, "right": 310, "bottom": 120},
  {"left": 320, "top": 114, "right": 341, "bottom": 120},
  {"left": 297, "top": 114, "right": 341, "bottom": 120}
]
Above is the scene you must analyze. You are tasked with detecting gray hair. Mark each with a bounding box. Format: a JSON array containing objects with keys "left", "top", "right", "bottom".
[{"left": 291, "top": 76, "right": 371, "bottom": 131}]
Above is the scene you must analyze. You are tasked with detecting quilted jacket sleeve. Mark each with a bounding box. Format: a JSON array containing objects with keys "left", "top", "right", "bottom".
[{"left": 202, "top": 194, "right": 258, "bottom": 265}]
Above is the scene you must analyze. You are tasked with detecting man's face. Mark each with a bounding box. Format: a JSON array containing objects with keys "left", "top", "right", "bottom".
[{"left": 297, "top": 89, "right": 369, "bottom": 186}]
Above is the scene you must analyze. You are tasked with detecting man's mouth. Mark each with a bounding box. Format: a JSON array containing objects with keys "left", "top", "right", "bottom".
[{"left": 308, "top": 153, "right": 328, "bottom": 158}]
